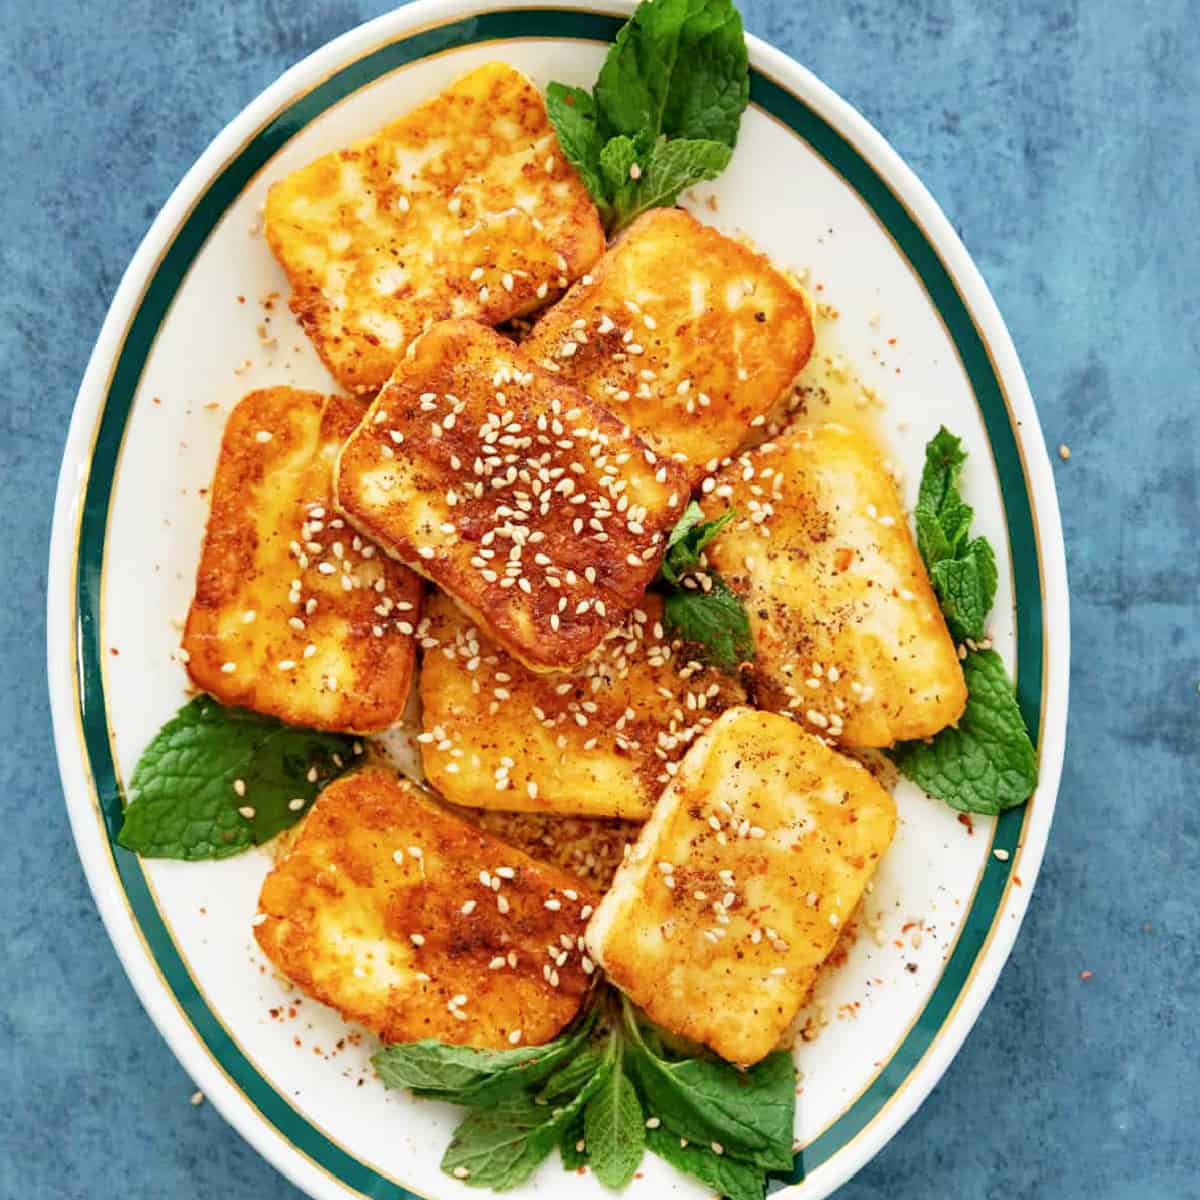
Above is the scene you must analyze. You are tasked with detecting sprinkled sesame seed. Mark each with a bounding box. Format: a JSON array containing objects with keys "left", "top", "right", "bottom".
[
  {"left": 410, "top": 933, "right": 425, "bottom": 946},
  {"left": 237, "top": 806, "right": 255, "bottom": 820},
  {"left": 255, "top": 430, "right": 272, "bottom": 443},
  {"left": 993, "top": 848, "right": 1011, "bottom": 862}
]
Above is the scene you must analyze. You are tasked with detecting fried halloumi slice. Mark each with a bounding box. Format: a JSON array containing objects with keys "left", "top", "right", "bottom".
[
  {"left": 704, "top": 423, "right": 967, "bottom": 747},
  {"left": 265, "top": 63, "right": 605, "bottom": 395},
  {"left": 183, "top": 389, "right": 422, "bottom": 732},
  {"left": 255, "top": 767, "right": 599, "bottom": 1048},
  {"left": 419, "top": 591, "right": 745, "bottom": 819},
  {"left": 585, "top": 708, "right": 896, "bottom": 1066},
  {"left": 523, "top": 209, "right": 814, "bottom": 479},
  {"left": 335, "top": 320, "right": 689, "bottom": 671}
]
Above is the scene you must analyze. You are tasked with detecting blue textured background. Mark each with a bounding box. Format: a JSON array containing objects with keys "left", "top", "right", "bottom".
[{"left": 2, "top": 1, "right": 1197, "bottom": 1197}]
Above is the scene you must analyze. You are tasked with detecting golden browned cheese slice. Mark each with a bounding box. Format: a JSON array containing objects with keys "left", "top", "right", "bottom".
[
  {"left": 704, "top": 423, "right": 967, "bottom": 746},
  {"left": 419, "top": 590, "right": 745, "bottom": 819},
  {"left": 523, "top": 209, "right": 814, "bottom": 479},
  {"left": 335, "top": 320, "right": 690, "bottom": 672},
  {"left": 183, "top": 389, "right": 422, "bottom": 733},
  {"left": 255, "top": 768, "right": 599, "bottom": 1048},
  {"left": 264, "top": 63, "right": 605, "bottom": 395},
  {"left": 585, "top": 708, "right": 896, "bottom": 1066}
]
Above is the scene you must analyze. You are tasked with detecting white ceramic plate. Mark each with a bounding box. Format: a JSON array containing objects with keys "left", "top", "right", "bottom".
[{"left": 47, "top": 2, "right": 1069, "bottom": 1197}]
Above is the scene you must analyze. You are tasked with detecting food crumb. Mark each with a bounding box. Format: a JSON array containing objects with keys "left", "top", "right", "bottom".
[
  {"left": 1079, "top": 969, "right": 1094, "bottom": 982},
  {"left": 189, "top": 1090, "right": 205, "bottom": 1106},
  {"left": 1058, "top": 443, "right": 1071, "bottom": 461}
]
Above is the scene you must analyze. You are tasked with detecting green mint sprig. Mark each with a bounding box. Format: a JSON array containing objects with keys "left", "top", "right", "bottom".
[
  {"left": 547, "top": 0, "right": 749, "bottom": 235},
  {"left": 117, "top": 696, "right": 356, "bottom": 859},
  {"left": 373, "top": 990, "right": 795, "bottom": 1196},
  {"left": 891, "top": 427, "right": 1038, "bottom": 813},
  {"left": 654, "top": 501, "right": 754, "bottom": 672}
]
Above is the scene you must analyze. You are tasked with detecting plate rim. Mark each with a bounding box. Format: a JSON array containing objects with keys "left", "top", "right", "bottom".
[{"left": 46, "top": 2, "right": 1070, "bottom": 1198}]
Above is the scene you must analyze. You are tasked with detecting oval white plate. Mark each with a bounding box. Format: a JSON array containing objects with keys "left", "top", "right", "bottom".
[{"left": 47, "top": 2, "right": 1069, "bottom": 1197}]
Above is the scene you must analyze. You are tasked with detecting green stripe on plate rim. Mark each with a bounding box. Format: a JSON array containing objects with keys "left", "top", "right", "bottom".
[{"left": 73, "top": 8, "right": 1043, "bottom": 1198}]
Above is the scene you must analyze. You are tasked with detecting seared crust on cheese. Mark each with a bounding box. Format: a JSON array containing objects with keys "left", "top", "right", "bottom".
[
  {"left": 335, "top": 320, "right": 689, "bottom": 671},
  {"left": 705, "top": 423, "right": 967, "bottom": 746},
  {"left": 524, "top": 209, "right": 814, "bottom": 478},
  {"left": 183, "top": 389, "right": 421, "bottom": 732},
  {"left": 585, "top": 708, "right": 895, "bottom": 1066},
  {"left": 420, "top": 591, "right": 745, "bottom": 819},
  {"left": 265, "top": 63, "right": 605, "bottom": 394},
  {"left": 255, "top": 768, "right": 599, "bottom": 1048}
]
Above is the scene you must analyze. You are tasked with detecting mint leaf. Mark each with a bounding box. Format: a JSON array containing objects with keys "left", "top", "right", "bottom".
[
  {"left": 374, "top": 1011, "right": 596, "bottom": 1106},
  {"left": 622, "top": 1002, "right": 794, "bottom": 1170},
  {"left": 645, "top": 1125, "right": 767, "bottom": 1200},
  {"left": 441, "top": 1059, "right": 612, "bottom": 1190},
  {"left": 594, "top": 0, "right": 748, "bottom": 147},
  {"left": 545, "top": 83, "right": 611, "bottom": 224},
  {"left": 660, "top": 502, "right": 736, "bottom": 586},
  {"left": 117, "top": 696, "right": 354, "bottom": 860},
  {"left": 891, "top": 648, "right": 1037, "bottom": 814},
  {"left": 913, "top": 427, "right": 997, "bottom": 643},
  {"left": 662, "top": 578, "right": 754, "bottom": 671},
  {"left": 584, "top": 1055, "right": 645, "bottom": 1188},
  {"left": 930, "top": 536, "right": 997, "bottom": 643}
]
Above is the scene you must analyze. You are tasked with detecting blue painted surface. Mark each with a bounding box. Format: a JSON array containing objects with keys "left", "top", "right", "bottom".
[{"left": 1, "top": 1, "right": 1196, "bottom": 1197}]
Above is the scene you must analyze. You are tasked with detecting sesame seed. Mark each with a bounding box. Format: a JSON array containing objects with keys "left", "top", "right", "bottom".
[
  {"left": 993, "top": 848, "right": 1011, "bottom": 862},
  {"left": 712, "top": 1143, "right": 724, "bottom": 1156},
  {"left": 237, "top": 806, "right": 255, "bottom": 820},
  {"left": 392, "top": 849, "right": 405, "bottom": 864},
  {"left": 410, "top": 933, "right": 426, "bottom": 946},
  {"left": 453, "top": 1167, "right": 470, "bottom": 1179},
  {"left": 250, "top": 913, "right": 267, "bottom": 927},
  {"left": 288, "top": 797, "right": 305, "bottom": 812},
  {"left": 255, "top": 430, "right": 272, "bottom": 443},
  {"left": 629, "top": 162, "right": 642, "bottom": 180},
  {"left": 220, "top": 661, "right": 237, "bottom": 673},
  {"left": 544, "top": 899, "right": 562, "bottom": 911},
  {"left": 233, "top": 779, "right": 246, "bottom": 797},
  {"left": 461, "top": 900, "right": 477, "bottom": 915},
  {"left": 508, "top": 1029, "right": 523, "bottom": 1045},
  {"left": 646, "top": 1117, "right": 661, "bottom": 1129}
]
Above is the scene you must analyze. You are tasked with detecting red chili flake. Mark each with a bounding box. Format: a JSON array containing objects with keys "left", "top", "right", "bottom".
[
  {"left": 1079, "top": 970, "right": 1094, "bottom": 982},
  {"left": 109, "top": 647, "right": 120, "bottom": 656},
  {"left": 957, "top": 813, "right": 974, "bottom": 835}
]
